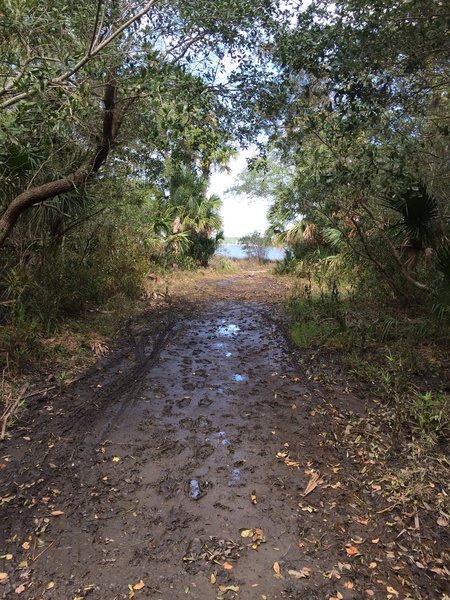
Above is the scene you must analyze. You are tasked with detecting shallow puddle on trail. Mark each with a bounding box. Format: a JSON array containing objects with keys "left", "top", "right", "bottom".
[
  {"left": 216, "top": 322, "right": 241, "bottom": 336},
  {"left": 232, "top": 373, "right": 247, "bottom": 382}
]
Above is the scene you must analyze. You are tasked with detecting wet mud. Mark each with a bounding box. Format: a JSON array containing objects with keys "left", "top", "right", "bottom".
[{"left": 1, "top": 271, "right": 448, "bottom": 599}]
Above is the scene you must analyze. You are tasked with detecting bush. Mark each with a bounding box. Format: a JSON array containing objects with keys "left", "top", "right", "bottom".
[{"left": 238, "top": 231, "right": 270, "bottom": 263}]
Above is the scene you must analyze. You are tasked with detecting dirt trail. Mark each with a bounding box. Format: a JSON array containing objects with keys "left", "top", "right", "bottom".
[{"left": 1, "top": 269, "right": 448, "bottom": 599}]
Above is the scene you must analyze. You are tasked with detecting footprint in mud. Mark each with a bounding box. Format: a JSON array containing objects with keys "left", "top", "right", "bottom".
[
  {"left": 193, "top": 443, "right": 215, "bottom": 460},
  {"left": 180, "top": 416, "right": 213, "bottom": 432},
  {"left": 156, "top": 473, "right": 182, "bottom": 498},
  {"left": 176, "top": 396, "right": 191, "bottom": 408},
  {"left": 198, "top": 396, "right": 212, "bottom": 407}
]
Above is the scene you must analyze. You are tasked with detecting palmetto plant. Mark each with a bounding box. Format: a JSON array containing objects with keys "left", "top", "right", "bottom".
[{"left": 387, "top": 183, "right": 439, "bottom": 249}]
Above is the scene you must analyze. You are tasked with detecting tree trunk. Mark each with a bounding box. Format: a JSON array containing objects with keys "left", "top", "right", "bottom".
[{"left": 0, "top": 83, "right": 119, "bottom": 247}]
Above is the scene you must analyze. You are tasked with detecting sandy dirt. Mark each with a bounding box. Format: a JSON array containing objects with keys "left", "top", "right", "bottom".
[{"left": 1, "top": 268, "right": 448, "bottom": 599}]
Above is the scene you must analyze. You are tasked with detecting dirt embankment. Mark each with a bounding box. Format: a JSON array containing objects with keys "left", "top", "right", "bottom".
[{"left": 1, "top": 268, "right": 448, "bottom": 599}]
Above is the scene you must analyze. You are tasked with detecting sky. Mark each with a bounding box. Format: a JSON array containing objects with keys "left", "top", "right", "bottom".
[{"left": 208, "top": 151, "right": 271, "bottom": 238}]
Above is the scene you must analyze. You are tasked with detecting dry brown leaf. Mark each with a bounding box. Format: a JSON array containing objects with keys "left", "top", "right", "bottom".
[
  {"left": 112, "top": 456, "right": 121, "bottom": 463},
  {"left": 51, "top": 510, "right": 64, "bottom": 516},
  {"left": 345, "top": 546, "right": 360, "bottom": 556},
  {"left": 251, "top": 491, "right": 257, "bottom": 505},
  {"left": 210, "top": 573, "right": 216, "bottom": 584},
  {"left": 273, "top": 561, "right": 281, "bottom": 575},
  {"left": 133, "top": 580, "right": 145, "bottom": 591},
  {"left": 386, "top": 586, "right": 399, "bottom": 596},
  {"left": 14, "top": 584, "right": 26, "bottom": 594},
  {"left": 288, "top": 567, "right": 311, "bottom": 579},
  {"left": 240, "top": 528, "right": 253, "bottom": 538},
  {"left": 223, "top": 562, "right": 233, "bottom": 570},
  {"left": 0, "top": 573, "right": 8, "bottom": 582},
  {"left": 21, "top": 542, "right": 30, "bottom": 550},
  {"left": 302, "top": 471, "right": 320, "bottom": 497},
  {"left": 437, "top": 516, "right": 448, "bottom": 527}
]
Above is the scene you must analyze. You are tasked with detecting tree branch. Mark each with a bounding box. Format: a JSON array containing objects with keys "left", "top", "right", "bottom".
[{"left": 1, "top": 0, "right": 159, "bottom": 110}]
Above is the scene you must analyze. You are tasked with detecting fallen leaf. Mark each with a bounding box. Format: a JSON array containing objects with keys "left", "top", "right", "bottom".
[
  {"left": 0, "top": 495, "right": 16, "bottom": 505},
  {"left": 300, "top": 504, "right": 317, "bottom": 513},
  {"left": 369, "top": 562, "right": 377, "bottom": 569},
  {"left": 0, "top": 573, "right": 8, "bottom": 582},
  {"left": 223, "top": 562, "right": 233, "bottom": 570},
  {"left": 133, "top": 580, "right": 145, "bottom": 590},
  {"left": 46, "top": 582, "right": 55, "bottom": 590},
  {"left": 1, "top": 554, "right": 13, "bottom": 560},
  {"left": 15, "top": 584, "right": 26, "bottom": 594},
  {"left": 437, "top": 517, "right": 448, "bottom": 527},
  {"left": 21, "top": 542, "right": 30, "bottom": 551},
  {"left": 345, "top": 546, "right": 360, "bottom": 556},
  {"left": 210, "top": 573, "right": 216, "bottom": 584},
  {"left": 344, "top": 581, "right": 354, "bottom": 589},
  {"left": 302, "top": 471, "right": 320, "bottom": 497},
  {"left": 288, "top": 567, "right": 311, "bottom": 579},
  {"left": 386, "top": 586, "right": 399, "bottom": 596},
  {"left": 251, "top": 491, "right": 257, "bottom": 505},
  {"left": 51, "top": 510, "right": 64, "bottom": 516},
  {"left": 112, "top": 456, "right": 121, "bottom": 463},
  {"left": 240, "top": 528, "right": 253, "bottom": 538},
  {"left": 273, "top": 562, "right": 281, "bottom": 575}
]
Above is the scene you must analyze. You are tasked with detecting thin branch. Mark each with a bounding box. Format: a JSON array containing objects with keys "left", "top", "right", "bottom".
[{"left": 89, "top": 0, "right": 104, "bottom": 56}]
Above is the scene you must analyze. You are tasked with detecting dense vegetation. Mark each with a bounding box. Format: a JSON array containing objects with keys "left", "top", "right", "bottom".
[
  {"left": 0, "top": 0, "right": 279, "bottom": 367},
  {"left": 229, "top": 0, "right": 450, "bottom": 444}
]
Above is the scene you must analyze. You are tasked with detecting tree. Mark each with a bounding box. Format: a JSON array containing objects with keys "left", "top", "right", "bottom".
[
  {"left": 253, "top": 0, "right": 450, "bottom": 299},
  {"left": 0, "top": 0, "right": 284, "bottom": 247},
  {"left": 239, "top": 231, "right": 270, "bottom": 263}
]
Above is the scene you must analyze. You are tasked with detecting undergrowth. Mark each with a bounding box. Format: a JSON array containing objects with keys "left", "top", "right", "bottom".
[{"left": 286, "top": 274, "right": 450, "bottom": 448}]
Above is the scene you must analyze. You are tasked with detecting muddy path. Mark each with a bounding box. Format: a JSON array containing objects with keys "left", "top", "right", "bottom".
[{"left": 1, "top": 269, "right": 448, "bottom": 599}]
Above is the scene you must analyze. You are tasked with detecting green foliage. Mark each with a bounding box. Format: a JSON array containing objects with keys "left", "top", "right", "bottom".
[{"left": 410, "top": 390, "right": 449, "bottom": 442}]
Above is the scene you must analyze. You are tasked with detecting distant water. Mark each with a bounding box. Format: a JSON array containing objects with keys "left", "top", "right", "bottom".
[{"left": 216, "top": 244, "right": 285, "bottom": 261}]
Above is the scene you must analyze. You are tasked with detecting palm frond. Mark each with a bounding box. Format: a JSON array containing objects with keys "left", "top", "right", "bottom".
[{"left": 386, "top": 183, "right": 439, "bottom": 246}]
